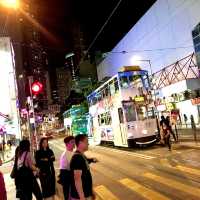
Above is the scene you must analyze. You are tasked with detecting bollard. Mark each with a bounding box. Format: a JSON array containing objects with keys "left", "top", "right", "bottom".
[{"left": 190, "top": 115, "right": 197, "bottom": 142}]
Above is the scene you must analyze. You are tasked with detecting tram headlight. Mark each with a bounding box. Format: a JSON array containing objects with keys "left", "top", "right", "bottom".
[{"left": 142, "top": 129, "right": 148, "bottom": 134}]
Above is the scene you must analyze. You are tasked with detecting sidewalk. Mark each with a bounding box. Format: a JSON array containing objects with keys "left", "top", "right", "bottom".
[
  {"left": 0, "top": 146, "right": 15, "bottom": 164},
  {"left": 176, "top": 141, "right": 200, "bottom": 150},
  {"left": 175, "top": 128, "right": 200, "bottom": 142}
]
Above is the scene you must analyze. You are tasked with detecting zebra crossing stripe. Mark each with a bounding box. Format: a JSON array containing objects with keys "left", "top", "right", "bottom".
[
  {"left": 144, "top": 172, "right": 200, "bottom": 197},
  {"left": 175, "top": 165, "right": 200, "bottom": 176},
  {"left": 95, "top": 185, "right": 119, "bottom": 200},
  {"left": 119, "top": 178, "right": 171, "bottom": 200}
]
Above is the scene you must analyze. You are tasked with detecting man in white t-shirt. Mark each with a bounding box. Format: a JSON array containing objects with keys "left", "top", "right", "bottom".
[{"left": 59, "top": 136, "right": 75, "bottom": 200}]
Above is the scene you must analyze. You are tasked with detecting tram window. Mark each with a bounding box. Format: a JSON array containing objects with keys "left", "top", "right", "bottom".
[
  {"left": 123, "top": 103, "right": 136, "bottom": 122},
  {"left": 93, "top": 97, "right": 97, "bottom": 105},
  {"left": 114, "top": 78, "right": 119, "bottom": 92},
  {"left": 110, "top": 82, "right": 115, "bottom": 95},
  {"left": 120, "top": 76, "right": 129, "bottom": 88},
  {"left": 102, "top": 88, "right": 106, "bottom": 98},
  {"left": 118, "top": 108, "right": 124, "bottom": 123},
  {"left": 136, "top": 106, "right": 147, "bottom": 121},
  {"left": 98, "top": 115, "right": 100, "bottom": 125},
  {"left": 105, "top": 85, "right": 111, "bottom": 97},
  {"left": 147, "top": 108, "right": 155, "bottom": 119},
  {"left": 129, "top": 75, "right": 134, "bottom": 83},
  {"left": 100, "top": 117, "right": 104, "bottom": 125},
  {"left": 97, "top": 93, "right": 102, "bottom": 102},
  {"left": 106, "top": 112, "right": 112, "bottom": 125}
]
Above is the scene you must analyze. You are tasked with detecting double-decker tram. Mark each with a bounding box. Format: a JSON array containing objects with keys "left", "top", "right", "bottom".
[{"left": 87, "top": 66, "right": 158, "bottom": 147}]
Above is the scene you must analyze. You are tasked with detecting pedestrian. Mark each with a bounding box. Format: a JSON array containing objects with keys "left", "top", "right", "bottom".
[
  {"left": 10, "top": 146, "right": 19, "bottom": 190},
  {"left": 190, "top": 115, "right": 196, "bottom": 130},
  {"left": 11, "top": 146, "right": 42, "bottom": 200},
  {"left": 58, "top": 136, "right": 75, "bottom": 200},
  {"left": 35, "top": 137, "right": 56, "bottom": 200},
  {"left": 7, "top": 140, "right": 12, "bottom": 150},
  {"left": 183, "top": 114, "right": 188, "bottom": 128},
  {"left": 161, "top": 123, "right": 172, "bottom": 151},
  {"left": 0, "top": 143, "right": 4, "bottom": 161},
  {"left": 160, "top": 115, "right": 166, "bottom": 128},
  {"left": 166, "top": 116, "right": 177, "bottom": 142},
  {"left": 70, "top": 134, "right": 96, "bottom": 200},
  {"left": 16, "top": 139, "right": 39, "bottom": 200},
  {"left": 0, "top": 140, "right": 6, "bottom": 161},
  {"left": 0, "top": 158, "right": 7, "bottom": 200}
]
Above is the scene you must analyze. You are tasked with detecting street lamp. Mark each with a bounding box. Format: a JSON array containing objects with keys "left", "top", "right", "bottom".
[
  {"left": 130, "top": 56, "right": 153, "bottom": 76},
  {"left": 0, "top": 0, "right": 19, "bottom": 9}
]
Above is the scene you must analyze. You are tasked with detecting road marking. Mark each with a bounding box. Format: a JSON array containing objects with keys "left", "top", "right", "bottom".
[
  {"left": 160, "top": 158, "right": 171, "bottom": 167},
  {"left": 119, "top": 178, "right": 171, "bottom": 200},
  {"left": 144, "top": 172, "right": 200, "bottom": 197},
  {"left": 160, "top": 159, "right": 200, "bottom": 176},
  {"left": 49, "top": 141, "right": 65, "bottom": 151},
  {"left": 175, "top": 165, "right": 200, "bottom": 176},
  {"left": 94, "top": 185, "right": 119, "bottom": 200},
  {"left": 51, "top": 141, "right": 155, "bottom": 160},
  {"left": 96, "top": 146, "right": 155, "bottom": 160}
]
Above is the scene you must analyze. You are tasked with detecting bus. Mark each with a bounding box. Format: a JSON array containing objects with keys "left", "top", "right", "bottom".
[{"left": 87, "top": 66, "right": 158, "bottom": 147}]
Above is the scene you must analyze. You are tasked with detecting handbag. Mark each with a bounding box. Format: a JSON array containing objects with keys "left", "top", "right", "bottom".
[
  {"left": 16, "top": 152, "right": 34, "bottom": 198},
  {"left": 17, "top": 152, "right": 33, "bottom": 180},
  {"left": 10, "top": 163, "right": 17, "bottom": 179}
]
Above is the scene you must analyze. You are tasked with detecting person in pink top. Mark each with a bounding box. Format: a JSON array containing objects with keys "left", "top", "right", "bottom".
[{"left": 0, "top": 158, "right": 7, "bottom": 200}]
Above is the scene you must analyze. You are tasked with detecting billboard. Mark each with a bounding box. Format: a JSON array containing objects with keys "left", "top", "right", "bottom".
[{"left": 0, "top": 37, "right": 21, "bottom": 139}]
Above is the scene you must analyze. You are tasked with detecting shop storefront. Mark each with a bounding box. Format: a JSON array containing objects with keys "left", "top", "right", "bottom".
[{"left": 155, "top": 79, "right": 200, "bottom": 125}]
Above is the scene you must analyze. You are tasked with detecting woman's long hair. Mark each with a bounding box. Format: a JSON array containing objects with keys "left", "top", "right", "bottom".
[
  {"left": 39, "top": 137, "right": 49, "bottom": 150},
  {"left": 18, "top": 140, "right": 30, "bottom": 157}
]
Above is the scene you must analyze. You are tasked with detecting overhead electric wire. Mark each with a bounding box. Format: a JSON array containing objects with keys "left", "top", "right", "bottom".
[
  {"left": 110, "top": 45, "right": 194, "bottom": 54},
  {"left": 83, "top": 0, "right": 123, "bottom": 60},
  {"left": 12, "top": 41, "right": 194, "bottom": 54}
]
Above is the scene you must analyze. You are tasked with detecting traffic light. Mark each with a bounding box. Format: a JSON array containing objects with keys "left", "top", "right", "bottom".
[{"left": 31, "top": 81, "right": 43, "bottom": 95}]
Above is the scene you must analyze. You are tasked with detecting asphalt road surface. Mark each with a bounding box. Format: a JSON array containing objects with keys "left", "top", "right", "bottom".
[{"left": 2, "top": 138, "right": 200, "bottom": 200}]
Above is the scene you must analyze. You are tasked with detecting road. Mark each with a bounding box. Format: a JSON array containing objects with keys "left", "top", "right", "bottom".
[{"left": 1, "top": 138, "right": 200, "bottom": 200}]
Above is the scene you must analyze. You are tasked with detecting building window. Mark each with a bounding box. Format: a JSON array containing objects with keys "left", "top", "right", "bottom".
[{"left": 192, "top": 23, "right": 200, "bottom": 67}]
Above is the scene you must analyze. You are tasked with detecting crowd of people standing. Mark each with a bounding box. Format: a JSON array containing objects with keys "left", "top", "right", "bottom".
[
  {"left": 4, "top": 134, "right": 96, "bottom": 200},
  {"left": 0, "top": 115, "right": 184, "bottom": 200}
]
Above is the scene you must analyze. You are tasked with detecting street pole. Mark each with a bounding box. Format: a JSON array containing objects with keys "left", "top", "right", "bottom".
[{"left": 28, "top": 76, "right": 38, "bottom": 151}]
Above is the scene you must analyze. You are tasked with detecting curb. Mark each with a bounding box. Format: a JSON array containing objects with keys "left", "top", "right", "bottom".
[{"left": 178, "top": 144, "right": 200, "bottom": 150}]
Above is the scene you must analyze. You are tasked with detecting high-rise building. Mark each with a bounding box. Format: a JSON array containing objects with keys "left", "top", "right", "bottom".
[
  {"left": 52, "top": 90, "right": 59, "bottom": 104},
  {"left": 0, "top": 0, "right": 51, "bottom": 111},
  {"left": 56, "top": 67, "right": 72, "bottom": 105},
  {"left": 0, "top": 5, "right": 26, "bottom": 109},
  {"left": 20, "top": 1, "right": 50, "bottom": 110}
]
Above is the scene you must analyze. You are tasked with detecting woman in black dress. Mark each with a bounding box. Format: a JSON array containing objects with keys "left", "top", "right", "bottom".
[{"left": 35, "top": 138, "right": 56, "bottom": 199}]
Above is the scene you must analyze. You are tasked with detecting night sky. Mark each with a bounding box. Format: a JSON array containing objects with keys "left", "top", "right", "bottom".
[
  {"left": 36, "top": 0, "right": 156, "bottom": 86},
  {"left": 72, "top": 0, "right": 156, "bottom": 52},
  {"left": 38, "top": 0, "right": 156, "bottom": 55}
]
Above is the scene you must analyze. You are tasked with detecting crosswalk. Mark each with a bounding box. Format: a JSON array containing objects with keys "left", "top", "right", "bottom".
[
  {"left": 50, "top": 140, "right": 156, "bottom": 160},
  {"left": 119, "top": 178, "right": 171, "bottom": 200},
  {"left": 93, "top": 163, "right": 200, "bottom": 200},
  {"left": 49, "top": 139, "right": 200, "bottom": 200}
]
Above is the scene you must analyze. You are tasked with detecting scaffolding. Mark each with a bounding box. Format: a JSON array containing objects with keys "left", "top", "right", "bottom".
[{"left": 153, "top": 53, "right": 199, "bottom": 90}]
